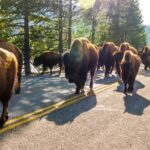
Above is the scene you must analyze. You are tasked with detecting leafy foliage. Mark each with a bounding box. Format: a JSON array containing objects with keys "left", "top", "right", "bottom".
[{"left": 0, "top": 0, "right": 147, "bottom": 73}]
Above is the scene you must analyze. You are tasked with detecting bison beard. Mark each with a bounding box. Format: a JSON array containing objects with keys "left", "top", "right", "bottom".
[
  {"left": 0, "top": 48, "right": 18, "bottom": 127},
  {"left": 63, "top": 37, "right": 98, "bottom": 94}
]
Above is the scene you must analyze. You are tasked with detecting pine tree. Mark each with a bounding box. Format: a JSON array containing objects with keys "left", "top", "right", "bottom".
[
  {"left": 123, "top": 0, "right": 147, "bottom": 48},
  {"left": 107, "top": 0, "right": 147, "bottom": 48}
]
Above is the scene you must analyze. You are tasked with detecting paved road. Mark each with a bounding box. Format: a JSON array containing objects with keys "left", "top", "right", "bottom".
[
  {"left": 0, "top": 67, "right": 150, "bottom": 150},
  {"left": 0, "top": 69, "right": 119, "bottom": 119}
]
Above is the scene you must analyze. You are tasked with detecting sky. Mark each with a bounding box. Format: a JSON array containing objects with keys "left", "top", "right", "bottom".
[{"left": 139, "top": 0, "right": 150, "bottom": 25}]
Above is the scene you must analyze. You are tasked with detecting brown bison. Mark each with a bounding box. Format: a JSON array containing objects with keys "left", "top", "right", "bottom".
[
  {"left": 63, "top": 37, "right": 98, "bottom": 94},
  {"left": 33, "top": 51, "right": 63, "bottom": 75},
  {"left": 0, "top": 48, "right": 18, "bottom": 127},
  {"left": 0, "top": 39, "right": 23, "bottom": 94},
  {"left": 120, "top": 50, "right": 141, "bottom": 93},
  {"left": 140, "top": 46, "right": 150, "bottom": 70},
  {"left": 113, "top": 42, "right": 138, "bottom": 76},
  {"left": 99, "top": 42, "right": 118, "bottom": 76}
]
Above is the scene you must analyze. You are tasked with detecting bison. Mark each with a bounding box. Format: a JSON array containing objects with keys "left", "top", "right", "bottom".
[
  {"left": 63, "top": 37, "right": 98, "bottom": 94},
  {"left": 98, "top": 42, "right": 118, "bottom": 76},
  {"left": 113, "top": 42, "right": 138, "bottom": 76},
  {"left": 0, "top": 39, "right": 23, "bottom": 94},
  {"left": 0, "top": 48, "right": 18, "bottom": 127},
  {"left": 33, "top": 51, "right": 63, "bottom": 75},
  {"left": 120, "top": 50, "right": 141, "bottom": 93},
  {"left": 140, "top": 46, "right": 150, "bottom": 70},
  {"left": 119, "top": 42, "right": 138, "bottom": 55}
]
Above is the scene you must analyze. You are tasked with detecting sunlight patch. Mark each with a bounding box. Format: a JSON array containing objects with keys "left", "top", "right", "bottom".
[{"left": 78, "top": 0, "right": 95, "bottom": 9}]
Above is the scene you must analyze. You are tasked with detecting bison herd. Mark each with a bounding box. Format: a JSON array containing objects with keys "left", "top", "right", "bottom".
[{"left": 0, "top": 37, "right": 150, "bottom": 127}]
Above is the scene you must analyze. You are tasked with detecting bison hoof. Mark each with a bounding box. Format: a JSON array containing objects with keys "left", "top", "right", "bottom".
[
  {"left": 80, "top": 89, "right": 85, "bottom": 94},
  {"left": 87, "top": 89, "right": 93, "bottom": 95},
  {"left": 0, "top": 119, "right": 5, "bottom": 128}
]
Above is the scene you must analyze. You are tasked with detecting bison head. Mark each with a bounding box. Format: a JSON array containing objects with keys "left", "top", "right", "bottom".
[
  {"left": 33, "top": 56, "right": 42, "bottom": 66},
  {"left": 120, "top": 43, "right": 130, "bottom": 53},
  {"left": 63, "top": 51, "right": 82, "bottom": 83}
]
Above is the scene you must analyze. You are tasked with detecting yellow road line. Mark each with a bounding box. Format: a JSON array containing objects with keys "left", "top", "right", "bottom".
[
  {"left": 5, "top": 94, "right": 84, "bottom": 126},
  {"left": 5, "top": 80, "right": 119, "bottom": 126},
  {"left": 0, "top": 80, "right": 119, "bottom": 134}
]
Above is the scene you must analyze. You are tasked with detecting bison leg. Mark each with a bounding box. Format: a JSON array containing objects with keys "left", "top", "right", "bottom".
[
  {"left": 75, "top": 76, "right": 87, "bottom": 94},
  {"left": 0, "top": 102, "right": 9, "bottom": 128},
  {"left": 90, "top": 67, "right": 96, "bottom": 89},
  {"left": 49, "top": 66, "right": 53, "bottom": 75},
  {"left": 128, "top": 81, "right": 134, "bottom": 93},
  {"left": 124, "top": 82, "right": 127, "bottom": 94},
  {"left": 41, "top": 66, "right": 46, "bottom": 75},
  {"left": 58, "top": 63, "right": 62, "bottom": 76},
  {"left": 116, "top": 62, "right": 120, "bottom": 76},
  {"left": 97, "top": 65, "right": 100, "bottom": 71},
  {"left": 144, "top": 65, "right": 147, "bottom": 71},
  {"left": 75, "top": 85, "right": 85, "bottom": 94},
  {"left": 75, "top": 85, "right": 80, "bottom": 94},
  {"left": 15, "top": 85, "right": 21, "bottom": 94},
  {"left": 15, "top": 72, "right": 21, "bottom": 94},
  {"left": 105, "top": 65, "right": 111, "bottom": 77},
  {"left": 109, "top": 62, "right": 114, "bottom": 74}
]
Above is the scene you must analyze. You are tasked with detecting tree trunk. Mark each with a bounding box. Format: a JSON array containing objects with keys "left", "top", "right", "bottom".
[
  {"left": 91, "top": 7, "right": 96, "bottom": 43},
  {"left": 58, "top": 0, "right": 63, "bottom": 53},
  {"left": 68, "top": 0, "right": 72, "bottom": 48},
  {"left": 116, "top": 0, "right": 121, "bottom": 44},
  {"left": 24, "top": 0, "right": 31, "bottom": 75}
]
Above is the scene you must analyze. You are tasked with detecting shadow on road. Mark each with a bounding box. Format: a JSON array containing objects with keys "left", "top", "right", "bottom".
[
  {"left": 138, "top": 68, "right": 150, "bottom": 76},
  {"left": 6, "top": 74, "right": 76, "bottom": 118},
  {"left": 115, "top": 80, "right": 145, "bottom": 94},
  {"left": 45, "top": 92, "right": 97, "bottom": 125},
  {"left": 123, "top": 93, "right": 150, "bottom": 115},
  {"left": 115, "top": 80, "right": 150, "bottom": 115},
  {"left": 95, "top": 70, "right": 119, "bottom": 85}
]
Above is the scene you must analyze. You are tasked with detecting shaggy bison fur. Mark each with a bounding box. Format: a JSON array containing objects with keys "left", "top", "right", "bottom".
[
  {"left": 63, "top": 37, "right": 98, "bottom": 94},
  {"left": 0, "top": 48, "right": 18, "bottom": 127},
  {"left": 120, "top": 50, "right": 141, "bottom": 93},
  {"left": 0, "top": 39, "right": 23, "bottom": 94}
]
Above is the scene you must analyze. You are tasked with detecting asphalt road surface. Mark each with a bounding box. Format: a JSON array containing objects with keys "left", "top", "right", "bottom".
[{"left": 0, "top": 66, "right": 150, "bottom": 150}]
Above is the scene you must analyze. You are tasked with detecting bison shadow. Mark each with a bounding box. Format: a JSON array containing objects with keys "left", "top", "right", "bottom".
[
  {"left": 123, "top": 93, "right": 150, "bottom": 116},
  {"left": 115, "top": 80, "right": 150, "bottom": 116},
  {"left": 2, "top": 73, "right": 76, "bottom": 119},
  {"left": 95, "top": 70, "right": 119, "bottom": 85},
  {"left": 115, "top": 80, "right": 145, "bottom": 93},
  {"left": 138, "top": 68, "right": 150, "bottom": 76},
  {"left": 45, "top": 92, "right": 97, "bottom": 125}
]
